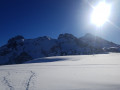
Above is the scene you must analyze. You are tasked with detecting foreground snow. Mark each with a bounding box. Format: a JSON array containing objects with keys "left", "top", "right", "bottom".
[{"left": 0, "top": 53, "right": 120, "bottom": 90}]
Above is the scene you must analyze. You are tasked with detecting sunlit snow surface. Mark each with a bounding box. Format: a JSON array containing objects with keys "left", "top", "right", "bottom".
[{"left": 0, "top": 53, "right": 120, "bottom": 90}]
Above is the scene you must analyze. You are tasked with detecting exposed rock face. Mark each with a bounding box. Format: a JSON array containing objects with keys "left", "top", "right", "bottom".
[
  {"left": 7, "top": 35, "right": 24, "bottom": 49},
  {"left": 0, "top": 33, "right": 119, "bottom": 65},
  {"left": 14, "top": 52, "right": 33, "bottom": 64}
]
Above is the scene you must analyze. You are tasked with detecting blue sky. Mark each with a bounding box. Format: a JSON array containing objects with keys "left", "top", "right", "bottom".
[{"left": 0, "top": 0, "right": 120, "bottom": 46}]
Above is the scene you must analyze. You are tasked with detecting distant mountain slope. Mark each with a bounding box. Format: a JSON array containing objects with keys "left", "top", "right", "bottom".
[
  {"left": 0, "top": 33, "right": 120, "bottom": 65},
  {"left": 79, "top": 33, "right": 118, "bottom": 48}
]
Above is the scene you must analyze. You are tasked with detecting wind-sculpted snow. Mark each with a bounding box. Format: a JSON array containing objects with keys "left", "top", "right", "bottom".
[{"left": 0, "top": 53, "right": 120, "bottom": 90}]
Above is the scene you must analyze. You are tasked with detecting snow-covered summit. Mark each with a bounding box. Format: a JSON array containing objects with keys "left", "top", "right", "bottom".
[
  {"left": 84, "top": 33, "right": 95, "bottom": 38},
  {"left": 58, "top": 33, "right": 77, "bottom": 40},
  {"left": 35, "top": 36, "right": 52, "bottom": 41}
]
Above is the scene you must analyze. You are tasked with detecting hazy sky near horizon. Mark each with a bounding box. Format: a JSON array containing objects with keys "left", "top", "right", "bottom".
[{"left": 0, "top": 0, "right": 120, "bottom": 46}]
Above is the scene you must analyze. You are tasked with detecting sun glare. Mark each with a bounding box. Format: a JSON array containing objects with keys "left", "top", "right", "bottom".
[{"left": 91, "top": 2, "right": 111, "bottom": 27}]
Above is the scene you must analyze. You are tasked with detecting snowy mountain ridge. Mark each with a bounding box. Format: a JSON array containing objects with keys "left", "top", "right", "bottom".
[{"left": 0, "top": 33, "right": 120, "bottom": 65}]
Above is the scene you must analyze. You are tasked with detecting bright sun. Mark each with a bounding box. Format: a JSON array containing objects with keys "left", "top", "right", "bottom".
[{"left": 91, "top": 2, "right": 111, "bottom": 27}]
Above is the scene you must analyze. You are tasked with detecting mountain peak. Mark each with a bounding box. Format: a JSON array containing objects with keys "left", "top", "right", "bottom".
[
  {"left": 84, "top": 33, "right": 95, "bottom": 38},
  {"left": 80, "top": 33, "right": 118, "bottom": 48},
  {"left": 36, "top": 36, "right": 51, "bottom": 41},
  {"left": 58, "top": 33, "right": 77, "bottom": 40},
  {"left": 8, "top": 35, "right": 24, "bottom": 43}
]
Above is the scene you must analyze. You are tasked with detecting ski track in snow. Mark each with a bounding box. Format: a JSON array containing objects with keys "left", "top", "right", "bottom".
[
  {"left": 2, "top": 72, "right": 14, "bottom": 90},
  {"left": 0, "top": 70, "right": 36, "bottom": 90},
  {"left": 25, "top": 71, "right": 35, "bottom": 90}
]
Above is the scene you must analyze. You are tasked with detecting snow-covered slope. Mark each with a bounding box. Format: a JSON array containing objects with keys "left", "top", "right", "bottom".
[
  {"left": 0, "top": 33, "right": 119, "bottom": 65},
  {"left": 0, "top": 53, "right": 120, "bottom": 90}
]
